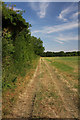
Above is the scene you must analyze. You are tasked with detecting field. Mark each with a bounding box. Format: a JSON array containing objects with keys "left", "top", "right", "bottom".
[
  {"left": 3, "top": 56, "right": 79, "bottom": 118},
  {"left": 45, "top": 56, "right": 78, "bottom": 89}
]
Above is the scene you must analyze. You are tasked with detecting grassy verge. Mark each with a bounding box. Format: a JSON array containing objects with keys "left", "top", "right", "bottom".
[{"left": 2, "top": 56, "right": 40, "bottom": 117}]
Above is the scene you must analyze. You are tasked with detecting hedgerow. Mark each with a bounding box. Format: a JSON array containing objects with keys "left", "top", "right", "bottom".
[{"left": 2, "top": 2, "right": 44, "bottom": 89}]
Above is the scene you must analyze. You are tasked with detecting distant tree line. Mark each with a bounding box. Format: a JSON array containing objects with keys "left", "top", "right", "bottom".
[{"left": 41, "top": 51, "right": 80, "bottom": 57}]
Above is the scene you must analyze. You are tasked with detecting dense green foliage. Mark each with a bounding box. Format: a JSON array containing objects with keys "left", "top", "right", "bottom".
[
  {"left": 41, "top": 51, "right": 80, "bottom": 57},
  {"left": 31, "top": 36, "right": 45, "bottom": 55},
  {"left": 2, "top": 3, "right": 44, "bottom": 89}
]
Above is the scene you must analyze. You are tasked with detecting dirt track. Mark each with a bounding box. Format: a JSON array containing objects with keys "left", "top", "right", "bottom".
[{"left": 9, "top": 58, "right": 78, "bottom": 118}]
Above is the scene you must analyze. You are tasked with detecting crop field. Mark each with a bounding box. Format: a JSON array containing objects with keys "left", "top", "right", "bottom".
[
  {"left": 3, "top": 56, "right": 79, "bottom": 119},
  {"left": 45, "top": 56, "right": 79, "bottom": 89}
]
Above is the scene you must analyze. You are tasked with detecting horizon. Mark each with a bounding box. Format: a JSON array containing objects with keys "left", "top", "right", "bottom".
[{"left": 44, "top": 50, "right": 79, "bottom": 52}]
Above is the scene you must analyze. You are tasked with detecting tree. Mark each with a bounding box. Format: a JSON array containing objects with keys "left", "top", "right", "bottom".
[{"left": 31, "top": 36, "right": 45, "bottom": 56}]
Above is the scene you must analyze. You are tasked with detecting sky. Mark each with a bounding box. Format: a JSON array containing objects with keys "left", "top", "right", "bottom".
[{"left": 6, "top": 2, "right": 79, "bottom": 52}]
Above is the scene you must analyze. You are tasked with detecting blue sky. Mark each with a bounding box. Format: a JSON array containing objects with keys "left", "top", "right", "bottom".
[{"left": 6, "top": 2, "right": 79, "bottom": 52}]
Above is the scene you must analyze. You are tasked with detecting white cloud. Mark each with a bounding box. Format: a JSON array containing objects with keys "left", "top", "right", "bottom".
[
  {"left": 32, "top": 21, "right": 78, "bottom": 34},
  {"left": 9, "top": 6, "right": 22, "bottom": 11},
  {"left": 37, "top": 3, "right": 49, "bottom": 18},
  {"left": 55, "top": 34, "right": 78, "bottom": 44},
  {"left": 70, "top": 12, "right": 80, "bottom": 20},
  {"left": 46, "top": 22, "right": 78, "bottom": 33},
  {"left": 55, "top": 40, "right": 64, "bottom": 44},
  {"left": 14, "top": 7, "right": 22, "bottom": 11},
  {"left": 58, "top": 3, "right": 78, "bottom": 22},
  {"left": 30, "top": 2, "right": 49, "bottom": 18},
  {"left": 58, "top": 7, "right": 69, "bottom": 22}
]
